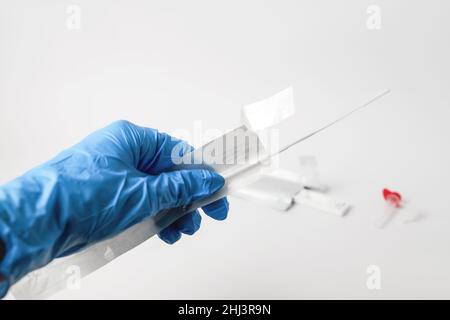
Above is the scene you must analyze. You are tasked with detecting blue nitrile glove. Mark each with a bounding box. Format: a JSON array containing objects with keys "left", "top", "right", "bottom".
[{"left": 0, "top": 120, "right": 229, "bottom": 297}]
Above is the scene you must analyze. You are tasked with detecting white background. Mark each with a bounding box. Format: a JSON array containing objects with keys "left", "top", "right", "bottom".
[{"left": 1, "top": 0, "right": 449, "bottom": 299}]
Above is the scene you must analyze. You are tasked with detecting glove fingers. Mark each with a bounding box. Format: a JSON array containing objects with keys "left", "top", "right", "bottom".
[
  {"left": 174, "top": 210, "right": 202, "bottom": 235},
  {"left": 158, "top": 225, "right": 182, "bottom": 244},
  {"left": 201, "top": 198, "right": 229, "bottom": 221},
  {"left": 149, "top": 169, "right": 224, "bottom": 212},
  {"left": 84, "top": 121, "right": 193, "bottom": 174},
  {"left": 135, "top": 128, "right": 193, "bottom": 174}
]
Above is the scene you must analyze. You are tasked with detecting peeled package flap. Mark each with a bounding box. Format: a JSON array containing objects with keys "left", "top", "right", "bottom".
[{"left": 241, "top": 87, "right": 295, "bottom": 132}]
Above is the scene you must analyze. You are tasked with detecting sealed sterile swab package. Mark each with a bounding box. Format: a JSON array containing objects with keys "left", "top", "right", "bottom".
[{"left": 11, "top": 126, "right": 271, "bottom": 300}]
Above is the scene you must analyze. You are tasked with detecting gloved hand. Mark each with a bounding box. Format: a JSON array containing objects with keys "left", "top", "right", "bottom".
[{"left": 0, "top": 120, "right": 228, "bottom": 297}]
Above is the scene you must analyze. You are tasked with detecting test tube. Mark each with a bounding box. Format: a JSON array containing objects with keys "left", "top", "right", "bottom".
[
  {"left": 298, "top": 156, "right": 327, "bottom": 192},
  {"left": 375, "top": 188, "right": 402, "bottom": 228}
]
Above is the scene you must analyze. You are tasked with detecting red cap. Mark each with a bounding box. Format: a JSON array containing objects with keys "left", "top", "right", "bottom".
[{"left": 383, "top": 188, "right": 402, "bottom": 207}]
